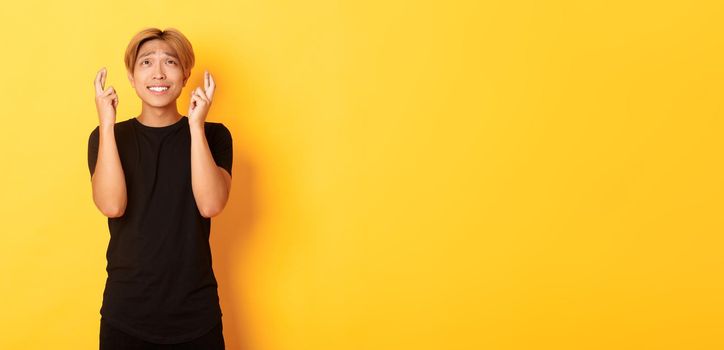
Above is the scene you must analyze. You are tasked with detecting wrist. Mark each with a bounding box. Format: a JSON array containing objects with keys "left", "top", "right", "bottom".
[
  {"left": 100, "top": 123, "right": 115, "bottom": 132},
  {"left": 189, "top": 123, "right": 205, "bottom": 135}
]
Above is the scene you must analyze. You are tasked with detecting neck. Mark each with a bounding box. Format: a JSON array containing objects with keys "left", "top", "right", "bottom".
[{"left": 136, "top": 102, "right": 183, "bottom": 127}]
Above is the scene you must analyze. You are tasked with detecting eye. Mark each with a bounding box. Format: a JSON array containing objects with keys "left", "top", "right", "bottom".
[
  {"left": 141, "top": 60, "right": 150, "bottom": 65},
  {"left": 167, "top": 60, "right": 176, "bottom": 64}
]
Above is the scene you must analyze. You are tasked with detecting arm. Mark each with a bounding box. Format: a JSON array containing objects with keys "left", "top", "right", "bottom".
[
  {"left": 91, "top": 124, "right": 128, "bottom": 218},
  {"left": 190, "top": 124, "right": 231, "bottom": 218},
  {"left": 90, "top": 67, "right": 127, "bottom": 218}
]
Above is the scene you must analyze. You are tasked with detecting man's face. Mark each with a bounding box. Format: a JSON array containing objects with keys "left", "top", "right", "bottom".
[{"left": 127, "top": 39, "right": 187, "bottom": 108}]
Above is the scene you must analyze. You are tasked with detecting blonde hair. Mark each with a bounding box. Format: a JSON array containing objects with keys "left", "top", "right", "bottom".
[{"left": 124, "top": 27, "right": 195, "bottom": 81}]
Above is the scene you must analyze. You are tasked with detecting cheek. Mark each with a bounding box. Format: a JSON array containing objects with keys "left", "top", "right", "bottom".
[{"left": 172, "top": 70, "right": 185, "bottom": 82}]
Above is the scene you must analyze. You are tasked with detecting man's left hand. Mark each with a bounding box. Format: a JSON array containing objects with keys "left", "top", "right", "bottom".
[{"left": 188, "top": 70, "right": 215, "bottom": 128}]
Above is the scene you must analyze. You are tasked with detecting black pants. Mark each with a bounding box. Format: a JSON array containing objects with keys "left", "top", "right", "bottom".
[{"left": 100, "top": 317, "right": 225, "bottom": 349}]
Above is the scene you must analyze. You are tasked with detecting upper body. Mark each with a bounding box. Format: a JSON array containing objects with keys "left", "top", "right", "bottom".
[
  {"left": 88, "top": 116, "right": 232, "bottom": 343},
  {"left": 89, "top": 28, "right": 232, "bottom": 344}
]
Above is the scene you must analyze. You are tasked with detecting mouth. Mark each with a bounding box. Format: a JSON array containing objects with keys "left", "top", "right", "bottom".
[{"left": 147, "top": 85, "right": 171, "bottom": 95}]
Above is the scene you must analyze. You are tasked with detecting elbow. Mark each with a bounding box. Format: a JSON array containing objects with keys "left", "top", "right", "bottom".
[
  {"left": 91, "top": 182, "right": 128, "bottom": 218},
  {"left": 196, "top": 192, "right": 229, "bottom": 218},
  {"left": 101, "top": 205, "right": 126, "bottom": 218},
  {"left": 93, "top": 196, "right": 126, "bottom": 218},
  {"left": 94, "top": 198, "right": 126, "bottom": 218},
  {"left": 199, "top": 205, "right": 223, "bottom": 218},
  {"left": 199, "top": 208, "right": 218, "bottom": 218}
]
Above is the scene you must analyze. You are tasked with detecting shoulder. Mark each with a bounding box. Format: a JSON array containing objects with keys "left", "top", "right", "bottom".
[
  {"left": 88, "top": 118, "right": 136, "bottom": 142},
  {"left": 204, "top": 121, "right": 232, "bottom": 139},
  {"left": 204, "top": 121, "right": 230, "bottom": 131},
  {"left": 115, "top": 118, "right": 135, "bottom": 133},
  {"left": 89, "top": 118, "right": 135, "bottom": 134},
  {"left": 89, "top": 125, "right": 99, "bottom": 138}
]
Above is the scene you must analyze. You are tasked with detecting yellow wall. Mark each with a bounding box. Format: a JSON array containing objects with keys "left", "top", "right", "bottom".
[{"left": 1, "top": 0, "right": 723, "bottom": 349}]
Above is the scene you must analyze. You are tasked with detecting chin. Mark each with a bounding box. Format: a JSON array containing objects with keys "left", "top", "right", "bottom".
[
  {"left": 140, "top": 92, "right": 180, "bottom": 107},
  {"left": 145, "top": 101, "right": 171, "bottom": 108}
]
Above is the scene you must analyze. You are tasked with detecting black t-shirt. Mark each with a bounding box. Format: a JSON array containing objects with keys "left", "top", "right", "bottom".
[{"left": 87, "top": 116, "right": 233, "bottom": 344}]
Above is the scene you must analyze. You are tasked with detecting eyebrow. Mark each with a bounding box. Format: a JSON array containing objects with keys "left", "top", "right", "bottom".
[{"left": 138, "top": 51, "right": 179, "bottom": 59}]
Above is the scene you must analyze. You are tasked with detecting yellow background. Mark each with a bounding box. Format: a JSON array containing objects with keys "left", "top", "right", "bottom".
[{"left": 0, "top": 0, "right": 722, "bottom": 349}]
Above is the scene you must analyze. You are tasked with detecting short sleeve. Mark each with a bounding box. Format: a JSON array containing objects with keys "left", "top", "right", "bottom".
[
  {"left": 210, "top": 123, "right": 233, "bottom": 177},
  {"left": 88, "top": 126, "right": 100, "bottom": 180}
]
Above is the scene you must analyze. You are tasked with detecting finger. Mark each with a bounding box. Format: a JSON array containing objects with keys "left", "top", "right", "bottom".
[
  {"left": 204, "top": 70, "right": 209, "bottom": 91},
  {"left": 103, "top": 86, "right": 115, "bottom": 96},
  {"left": 107, "top": 93, "right": 117, "bottom": 107},
  {"left": 95, "top": 68, "right": 105, "bottom": 95},
  {"left": 189, "top": 92, "right": 199, "bottom": 108},
  {"left": 197, "top": 87, "right": 209, "bottom": 103},
  {"left": 191, "top": 94, "right": 204, "bottom": 108},
  {"left": 101, "top": 68, "right": 107, "bottom": 91},
  {"left": 206, "top": 72, "right": 215, "bottom": 100}
]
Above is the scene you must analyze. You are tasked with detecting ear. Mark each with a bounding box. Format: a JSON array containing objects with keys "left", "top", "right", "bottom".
[{"left": 127, "top": 71, "right": 135, "bottom": 88}]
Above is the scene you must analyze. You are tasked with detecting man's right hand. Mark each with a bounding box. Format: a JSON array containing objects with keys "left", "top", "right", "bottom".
[{"left": 95, "top": 67, "right": 118, "bottom": 126}]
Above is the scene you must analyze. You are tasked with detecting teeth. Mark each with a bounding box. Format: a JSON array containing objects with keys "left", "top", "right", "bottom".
[{"left": 148, "top": 86, "right": 169, "bottom": 92}]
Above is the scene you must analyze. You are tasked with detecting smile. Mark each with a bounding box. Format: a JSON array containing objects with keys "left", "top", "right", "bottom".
[{"left": 147, "top": 86, "right": 170, "bottom": 94}]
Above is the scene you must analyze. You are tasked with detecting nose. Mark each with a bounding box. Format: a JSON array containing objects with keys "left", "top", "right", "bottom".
[{"left": 153, "top": 65, "right": 166, "bottom": 80}]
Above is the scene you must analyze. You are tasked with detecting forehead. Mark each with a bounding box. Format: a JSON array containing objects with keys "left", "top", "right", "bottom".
[{"left": 137, "top": 39, "right": 178, "bottom": 59}]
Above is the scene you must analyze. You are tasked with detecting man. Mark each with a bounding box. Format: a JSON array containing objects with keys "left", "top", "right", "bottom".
[{"left": 88, "top": 27, "right": 232, "bottom": 349}]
